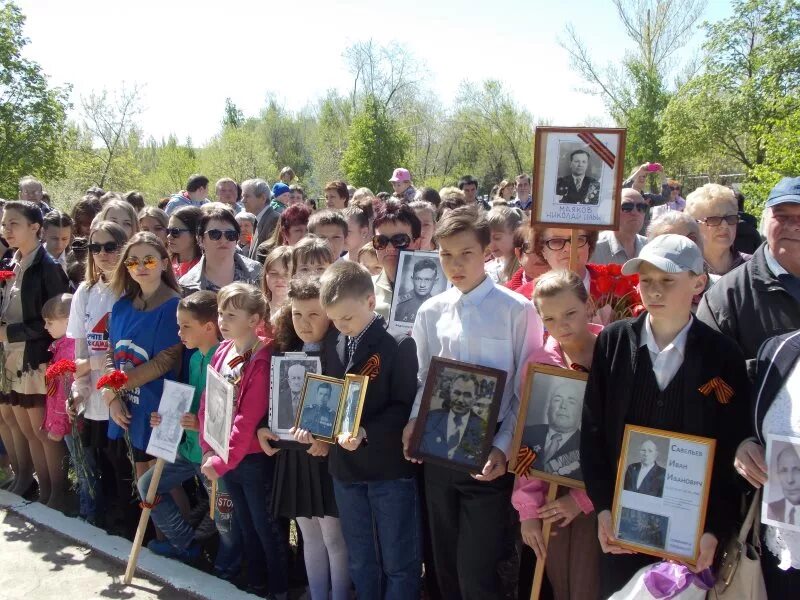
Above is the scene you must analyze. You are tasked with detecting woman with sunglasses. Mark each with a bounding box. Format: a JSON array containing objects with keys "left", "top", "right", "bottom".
[
  {"left": 104, "top": 233, "right": 181, "bottom": 479},
  {"left": 179, "top": 207, "right": 262, "bottom": 295},
  {"left": 166, "top": 206, "right": 202, "bottom": 279},
  {"left": 684, "top": 184, "right": 751, "bottom": 281},
  {"left": 66, "top": 220, "right": 130, "bottom": 524},
  {"left": 0, "top": 201, "right": 71, "bottom": 503}
]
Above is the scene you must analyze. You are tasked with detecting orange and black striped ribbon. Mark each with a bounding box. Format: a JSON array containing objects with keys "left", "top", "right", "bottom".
[
  {"left": 698, "top": 377, "right": 734, "bottom": 404},
  {"left": 577, "top": 131, "right": 616, "bottom": 168},
  {"left": 511, "top": 446, "right": 537, "bottom": 477}
]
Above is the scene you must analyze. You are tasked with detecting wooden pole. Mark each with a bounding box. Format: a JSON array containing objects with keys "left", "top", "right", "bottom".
[
  {"left": 209, "top": 480, "right": 217, "bottom": 519},
  {"left": 124, "top": 458, "right": 165, "bottom": 584},
  {"left": 530, "top": 483, "right": 560, "bottom": 600},
  {"left": 568, "top": 229, "right": 580, "bottom": 274}
]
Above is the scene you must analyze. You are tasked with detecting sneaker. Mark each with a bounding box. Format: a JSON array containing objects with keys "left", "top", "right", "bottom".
[{"left": 147, "top": 539, "right": 201, "bottom": 563}]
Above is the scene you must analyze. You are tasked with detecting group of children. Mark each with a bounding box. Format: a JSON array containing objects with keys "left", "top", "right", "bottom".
[{"left": 0, "top": 191, "right": 757, "bottom": 600}]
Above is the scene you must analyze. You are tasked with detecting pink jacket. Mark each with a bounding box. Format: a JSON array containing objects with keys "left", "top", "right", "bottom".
[
  {"left": 199, "top": 339, "right": 272, "bottom": 477},
  {"left": 511, "top": 324, "right": 603, "bottom": 521}
]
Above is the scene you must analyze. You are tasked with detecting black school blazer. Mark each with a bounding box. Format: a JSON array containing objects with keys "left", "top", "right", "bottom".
[
  {"left": 4, "top": 245, "right": 70, "bottom": 372},
  {"left": 322, "top": 316, "right": 419, "bottom": 482},
  {"left": 580, "top": 313, "right": 750, "bottom": 540},
  {"left": 752, "top": 329, "right": 800, "bottom": 446}
]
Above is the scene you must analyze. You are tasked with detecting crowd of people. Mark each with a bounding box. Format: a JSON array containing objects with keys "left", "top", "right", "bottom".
[{"left": 0, "top": 162, "right": 797, "bottom": 600}]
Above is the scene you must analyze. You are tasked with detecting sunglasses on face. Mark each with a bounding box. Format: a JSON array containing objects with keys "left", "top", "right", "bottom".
[
  {"left": 124, "top": 255, "right": 160, "bottom": 270},
  {"left": 543, "top": 236, "right": 589, "bottom": 251},
  {"left": 204, "top": 229, "right": 239, "bottom": 242},
  {"left": 372, "top": 233, "right": 411, "bottom": 251},
  {"left": 89, "top": 241, "right": 120, "bottom": 255},
  {"left": 621, "top": 202, "right": 649, "bottom": 214},
  {"left": 166, "top": 227, "right": 190, "bottom": 238},
  {"left": 696, "top": 215, "right": 740, "bottom": 227}
]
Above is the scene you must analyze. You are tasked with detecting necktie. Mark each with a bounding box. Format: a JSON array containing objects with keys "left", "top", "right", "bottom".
[
  {"left": 544, "top": 433, "right": 563, "bottom": 462},
  {"left": 790, "top": 507, "right": 796, "bottom": 526},
  {"left": 777, "top": 274, "right": 800, "bottom": 303},
  {"left": 448, "top": 414, "right": 464, "bottom": 452}
]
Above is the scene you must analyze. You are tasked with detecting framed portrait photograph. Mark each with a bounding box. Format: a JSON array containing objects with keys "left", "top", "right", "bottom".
[
  {"left": 336, "top": 374, "right": 369, "bottom": 437},
  {"left": 269, "top": 353, "right": 322, "bottom": 442},
  {"left": 509, "top": 364, "right": 588, "bottom": 488},
  {"left": 762, "top": 433, "right": 800, "bottom": 532},
  {"left": 295, "top": 373, "right": 345, "bottom": 443},
  {"left": 408, "top": 357, "right": 507, "bottom": 474},
  {"left": 204, "top": 367, "right": 236, "bottom": 463},
  {"left": 612, "top": 425, "right": 716, "bottom": 564},
  {"left": 388, "top": 250, "right": 450, "bottom": 335},
  {"left": 146, "top": 380, "right": 195, "bottom": 463},
  {"left": 532, "top": 126, "right": 627, "bottom": 230}
]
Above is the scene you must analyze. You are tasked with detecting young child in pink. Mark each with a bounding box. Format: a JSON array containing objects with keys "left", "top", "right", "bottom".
[
  {"left": 42, "top": 294, "right": 78, "bottom": 442},
  {"left": 512, "top": 270, "right": 602, "bottom": 600}
]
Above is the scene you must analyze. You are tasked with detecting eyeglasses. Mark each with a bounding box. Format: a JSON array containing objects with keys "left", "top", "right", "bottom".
[
  {"left": 621, "top": 203, "right": 649, "bottom": 214},
  {"left": 696, "top": 215, "right": 740, "bottom": 227},
  {"left": 543, "top": 236, "right": 589, "bottom": 251},
  {"left": 88, "top": 241, "right": 120, "bottom": 255},
  {"left": 372, "top": 233, "right": 411, "bottom": 251},
  {"left": 204, "top": 229, "right": 239, "bottom": 242},
  {"left": 124, "top": 255, "right": 160, "bottom": 270},
  {"left": 166, "top": 227, "right": 190, "bottom": 238}
]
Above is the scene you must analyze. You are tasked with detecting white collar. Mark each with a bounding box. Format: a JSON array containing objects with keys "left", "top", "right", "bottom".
[
  {"left": 765, "top": 245, "right": 789, "bottom": 277},
  {"left": 641, "top": 314, "right": 693, "bottom": 356},
  {"left": 454, "top": 275, "right": 495, "bottom": 307},
  {"left": 255, "top": 203, "right": 271, "bottom": 221}
]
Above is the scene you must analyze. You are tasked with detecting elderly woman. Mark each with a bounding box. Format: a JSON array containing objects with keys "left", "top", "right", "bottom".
[
  {"left": 235, "top": 211, "right": 257, "bottom": 252},
  {"left": 646, "top": 211, "right": 703, "bottom": 247},
  {"left": 179, "top": 206, "right": 261, "bottom": 295},
  {"left": 685, "top": 183, "right": 751, "bottom": 281},
  {"left": 734, "top": 329, "right": 800, "bottom": 598}
]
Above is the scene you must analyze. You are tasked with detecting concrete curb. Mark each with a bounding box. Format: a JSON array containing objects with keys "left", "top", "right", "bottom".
[{"left": 0, "top": 489, "right": 257, "bottom": 600}]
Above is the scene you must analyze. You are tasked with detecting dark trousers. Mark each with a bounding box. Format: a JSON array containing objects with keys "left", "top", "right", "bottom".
[
  {"left": 224, "top": 453, "right": 288, "bottom": 595},
  {"left": 761, "top": 544, "right": 800, "bottom": 600},
  {"left": 423, "top": 462, "right": 514, "bottom": 600},
  {"left": 333, "top": 477, "right": 422, "bottom": 600},
  {"left": 599, "top": 552, "right": 657, "bottom": 598}
]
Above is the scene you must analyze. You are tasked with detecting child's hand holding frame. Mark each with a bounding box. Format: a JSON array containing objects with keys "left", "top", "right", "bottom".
[{"left": 337, "top": 427, "right": 366, "bottom": 451}]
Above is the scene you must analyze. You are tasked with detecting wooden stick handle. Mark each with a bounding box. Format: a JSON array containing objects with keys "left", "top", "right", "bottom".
[
  {"left": 530, "top": 483, "right": 560, "bottom": 600},
  {"left": 124, "top": 458, "right": 165, "bottom": 585},
  {"left": 569, "top": 229, "right": 580, "bottom": 274},
  {"left": 209, "top": 479, "right": 217, "bottom": 520}
]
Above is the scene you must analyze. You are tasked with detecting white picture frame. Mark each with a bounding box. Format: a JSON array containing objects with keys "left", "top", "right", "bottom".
[
  {"left": 204, "top": 367, "right": 235, "bottom": 463},
  {"left": 762, "top": 433, "right": 800, "bottom": 533},
  {"left": 269, "top": 353, "right": 322, "bottom": 441},
  {"left": 146, "top": 379, "right": 196, "bottom": 463},
  {"left": 388, "top": 250, "right": 450, "bottom": 336}
]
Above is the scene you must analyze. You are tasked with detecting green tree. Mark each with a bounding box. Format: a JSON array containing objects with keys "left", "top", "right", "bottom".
[
  {"left": 661, "top": 0, "right": 800, "bottom": 205},
  {"left": 341, "top": 95, "right": 409, "bottom": 193},
  {"left": 561, "top": 0, "right": 706, "bottom": 170},
  {"left": 0, "top": 1, "right": 69, "bottom": 198}
]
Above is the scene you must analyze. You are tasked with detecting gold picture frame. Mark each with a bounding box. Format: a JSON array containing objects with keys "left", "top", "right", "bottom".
[
  {"left": 335, "top": 374, "right": 369, "bottom": 438},
  {"left": 611, "top": 424, "right": 716, "bottom": 565},
  {"left": 509, "top": 363, "right": 589, "bottom": 489},
  {"left": 294, "top": 373, "right": 345, "bottom": 444}
]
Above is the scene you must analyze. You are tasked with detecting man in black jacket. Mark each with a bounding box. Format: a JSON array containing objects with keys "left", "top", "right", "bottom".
[{"left": 698, "top": 177, "right": 800, "bottom": 381}]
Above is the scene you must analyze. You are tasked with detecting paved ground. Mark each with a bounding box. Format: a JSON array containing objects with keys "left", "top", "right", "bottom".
[{"left": 0, "top": 509, "right": 190, "bottom": 600}]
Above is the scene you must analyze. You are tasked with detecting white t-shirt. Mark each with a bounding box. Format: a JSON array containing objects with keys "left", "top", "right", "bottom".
[{"left": 66, "top": 279, "right": 118, "bottom": 421}]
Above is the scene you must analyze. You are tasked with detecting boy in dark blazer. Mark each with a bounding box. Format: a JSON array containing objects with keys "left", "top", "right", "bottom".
[
  {"left": 319, "top": 260, "right": 421, "bottom": 600},
  {"left": 580, "top": 234, "right": 750, "bottom": 597}
]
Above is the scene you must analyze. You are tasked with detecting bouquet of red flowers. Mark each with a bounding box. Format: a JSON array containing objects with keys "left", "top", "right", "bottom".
[
  {"left": 587, "top": 263, "right": 645, "bottom": 325},
  {"left": 46, "top": 359, "right": 77, "bottom": 398},
  {"left": 96, "top": 370, "right": 128, "bottom": 392}
]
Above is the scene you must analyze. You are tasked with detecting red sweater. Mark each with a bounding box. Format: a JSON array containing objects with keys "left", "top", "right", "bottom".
[{"left": 199, "top": 339, "right": 272, "bottom": 476}]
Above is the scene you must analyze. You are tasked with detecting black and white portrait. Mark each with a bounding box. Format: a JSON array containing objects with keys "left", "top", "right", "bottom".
[
  {"left": 337, "top": 375, "right": 367, "bottom": 437},
  {"left": 297, "top": 375, "right": 344, "bottom": 442},
  {"left": 389, "top": 250, "right": 449, "bottom": 332},
  {"left": 623, "top": 432, "right": 670, "bottom": 498},
  {"left": 519, "top": 369, "right": 587, "bottom": 483},
  {"left": 204, "top": 368, "right": 235, "bottom": 462},
  {"left": 146, "top": 380, "right": 195, "bottom": 462},
  {"left": 763, "top": 435, "right": 800, "bottom": 532},
  {"left": 617, "top": 507, "right": 669, "bottom": 550},
  {"left": 416, "top": 364, "right": 502, "bottom": 470},
  {"left": 270, "top": 355, "right": 322, "bottom": 439},
  {"left": 555, "top": 143, "right": 603, "bottom": 205},
  {"left": 532, "top": 127, "right": 625, "bottom": 229}
]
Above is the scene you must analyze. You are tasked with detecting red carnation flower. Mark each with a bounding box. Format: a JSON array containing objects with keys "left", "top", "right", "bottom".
[
  {"left": 0, "top": 271, "right": 15, "bottom": 282},
  {"left": 46, "top": 359, "right": 77, "bottom": 382},
  {"left": 96, "top": 370, "right": 128, "bottom": 391}
]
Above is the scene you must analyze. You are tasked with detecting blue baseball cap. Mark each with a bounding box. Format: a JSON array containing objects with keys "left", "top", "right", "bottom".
[
  {"left": 272, "top": 182, "right": 291, "bottom": 198},
  {"left": 766, "top": 177, "right": 800, "bottom": 209}
]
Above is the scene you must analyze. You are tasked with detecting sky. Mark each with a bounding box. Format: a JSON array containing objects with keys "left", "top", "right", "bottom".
[{"left": 16, "top": 0, "right": 733, "bottom": 145}]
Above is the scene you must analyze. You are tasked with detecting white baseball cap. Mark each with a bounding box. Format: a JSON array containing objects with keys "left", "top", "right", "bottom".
[{"left": 622, "top": 234, "right": 704, "bottom": 276}]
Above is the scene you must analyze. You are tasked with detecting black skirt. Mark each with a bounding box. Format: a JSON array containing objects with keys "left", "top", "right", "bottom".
[{"left": 272, "top": 447, "right": 338, "bottom": 519}]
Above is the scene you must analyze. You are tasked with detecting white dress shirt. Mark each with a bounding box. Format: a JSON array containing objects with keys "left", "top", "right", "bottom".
[
  {"left": 640, "top": 315, "right": 693, "bottom": 390},
  {"left": 411, "top": 275, "right": 543, "bottom": 457},
  {"left": 636, "top": 463, "right": 655, "bottom": 489}
]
